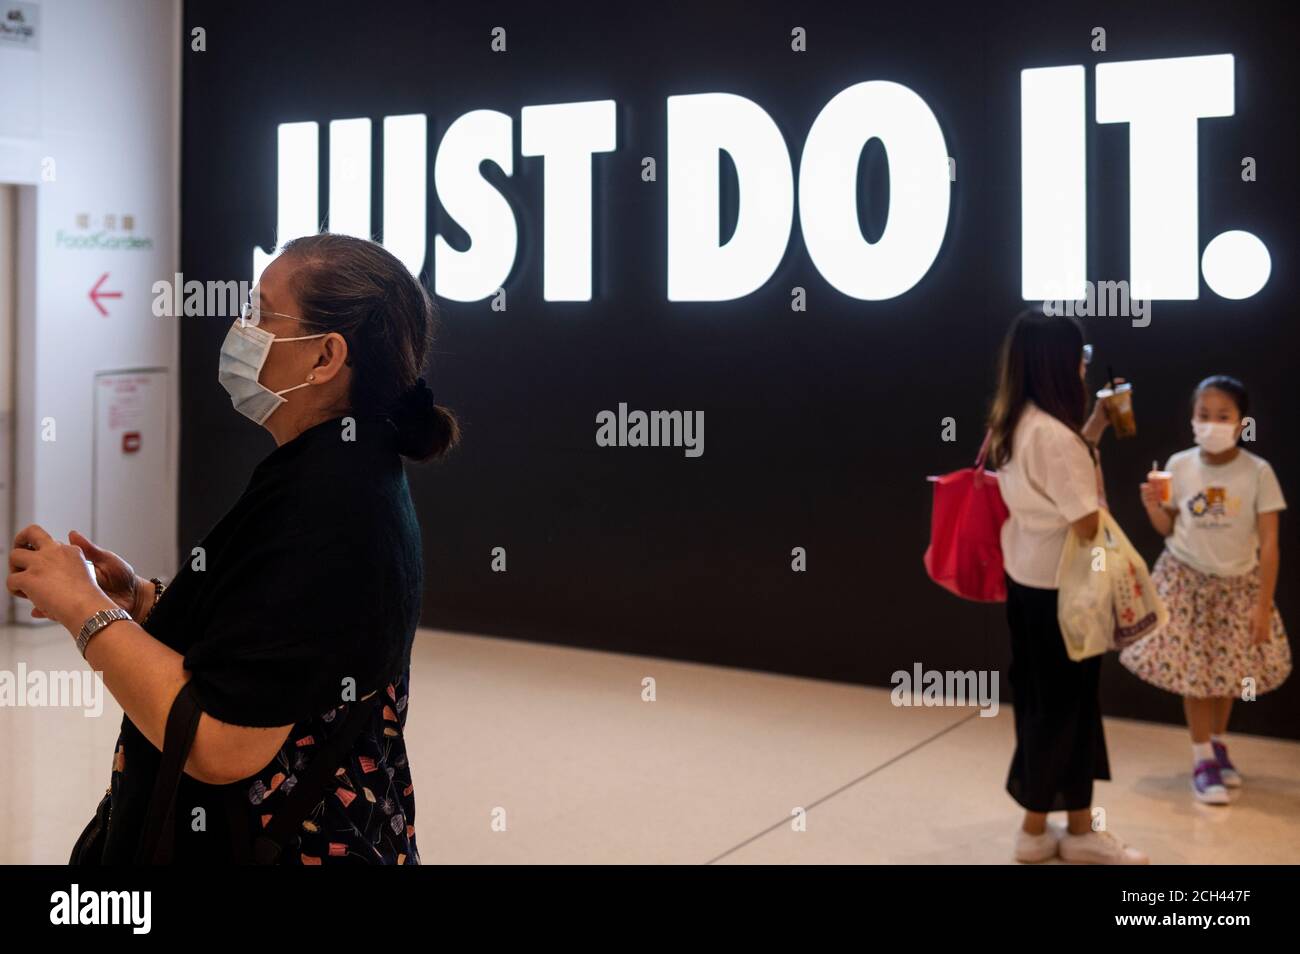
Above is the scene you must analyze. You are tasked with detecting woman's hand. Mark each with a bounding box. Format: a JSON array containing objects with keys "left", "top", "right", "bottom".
[
  {"left": 7, "top": 525, "right": 117, "bottom": 632},
  {"left": 1250, "top": 603, "right": 1273, "bottom": 645},
  {"left": 1082, "top": 376, "right": 1124, "bottom": 445},
  {"left": 67, "top": 530, "right": 150, "bottom": 619}
]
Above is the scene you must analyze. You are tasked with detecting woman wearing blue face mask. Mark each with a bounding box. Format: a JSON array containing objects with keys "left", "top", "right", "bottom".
[{"left": 8, "top": 233, "right": 458, "bottom": 864}]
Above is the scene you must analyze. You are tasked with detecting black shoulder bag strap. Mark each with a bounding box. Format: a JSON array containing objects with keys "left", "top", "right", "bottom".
[
  {"left": 135, "top": 681, "right": 203, "bottom": 865},
  {"left": 244, "top": 691, "right": 383, "bottom": 865}
]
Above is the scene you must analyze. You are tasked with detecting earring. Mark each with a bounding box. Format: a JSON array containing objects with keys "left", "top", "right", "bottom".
[{"left": 307, "top": 373, "right": 315, "bottom": 382}]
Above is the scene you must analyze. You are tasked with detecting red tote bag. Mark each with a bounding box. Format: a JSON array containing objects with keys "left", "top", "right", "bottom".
[{"left": 923, "top": 432, "right": 1011, "bottom": 603}]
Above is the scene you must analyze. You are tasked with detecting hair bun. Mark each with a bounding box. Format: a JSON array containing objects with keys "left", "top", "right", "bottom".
[{"left": 389, "top": 377, "right": 460, "bottom": 461}]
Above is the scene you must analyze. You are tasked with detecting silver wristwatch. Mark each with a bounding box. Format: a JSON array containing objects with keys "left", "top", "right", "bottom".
[{"left": 76, "top": 608, "right": 132, "bottom": 658}]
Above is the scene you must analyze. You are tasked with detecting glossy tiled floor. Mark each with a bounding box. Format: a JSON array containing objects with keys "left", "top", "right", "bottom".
[{"left": 2, "top": 623, "right": 1298, "bottom": 864}]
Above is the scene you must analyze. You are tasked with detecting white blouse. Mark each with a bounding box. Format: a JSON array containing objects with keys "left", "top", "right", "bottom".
[{"left": 997, "top": 401, "right": 1101, "bottom": 588}]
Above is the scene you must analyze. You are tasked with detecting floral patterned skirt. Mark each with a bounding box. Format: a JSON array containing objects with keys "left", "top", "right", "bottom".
[{"left": 1119, "top": 550, "right": 1291, "bottom": 698}]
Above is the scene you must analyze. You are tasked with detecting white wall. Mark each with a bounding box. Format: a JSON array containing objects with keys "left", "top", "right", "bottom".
[
  {"left": 0, "top": 0, "right": 180, "bottom": 623},
  {"left": 0, "top": 185, "right": 14, "bottom": 605}
]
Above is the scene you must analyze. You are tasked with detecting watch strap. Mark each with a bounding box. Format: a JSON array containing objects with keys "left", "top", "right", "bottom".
[{"left": 76, "top": 607, "right": 132, "bottom": 657}]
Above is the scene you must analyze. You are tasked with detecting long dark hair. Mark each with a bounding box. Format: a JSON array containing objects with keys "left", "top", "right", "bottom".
[
  {"left": 279, "top": 233, "right": 459, "bottom": 462},
  {"left": 987, "top": 309, "right": 1091, "bottom": 468}
]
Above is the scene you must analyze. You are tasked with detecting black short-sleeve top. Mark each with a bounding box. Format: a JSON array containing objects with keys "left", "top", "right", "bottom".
[{"left": 98, "top": 413, "right": 424, "bottom": 864}]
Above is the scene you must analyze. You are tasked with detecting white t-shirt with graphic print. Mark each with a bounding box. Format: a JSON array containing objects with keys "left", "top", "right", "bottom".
[{"left": 1162, "top": 447, "right": 1286, "bottom": 577}]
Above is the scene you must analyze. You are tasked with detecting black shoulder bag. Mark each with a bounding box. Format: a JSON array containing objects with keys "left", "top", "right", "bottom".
[
  {"left": 69, "top": 683, "right": 380, "bottom": 865},
  {"left": 68, "top": 789, "right": 114, "bottom": 865}
]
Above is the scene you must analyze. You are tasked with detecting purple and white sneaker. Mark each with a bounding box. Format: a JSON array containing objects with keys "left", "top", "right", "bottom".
[
  {"left": 1193, "top": 759, "right": 1230, "bottom": 805},
  {"left": 1213, "top": 741, "right": 1243, "bottom": 788}
]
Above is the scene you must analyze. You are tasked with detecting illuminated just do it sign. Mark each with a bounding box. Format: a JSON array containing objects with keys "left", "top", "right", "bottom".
[{"left": 252, "top": 53, "right": 1268, "bottom": 303}]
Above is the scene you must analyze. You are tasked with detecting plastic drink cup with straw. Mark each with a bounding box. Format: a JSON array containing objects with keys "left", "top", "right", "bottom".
[{"left": 1097, "top": 365, "right": 1137, "bottom": 438}]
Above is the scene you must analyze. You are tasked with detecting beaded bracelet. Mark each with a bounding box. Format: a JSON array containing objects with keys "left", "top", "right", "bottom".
[{"left": 139, "top": 577, "right": 166, "bottom": 624}]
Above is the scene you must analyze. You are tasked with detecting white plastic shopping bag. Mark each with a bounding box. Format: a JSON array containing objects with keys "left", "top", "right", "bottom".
[
  {"left": 1056, "top": 511, "right": 1167, "bottom": 661},
  {"left": 1056, "top": 515, "right": 1114, "bottom": 661}
]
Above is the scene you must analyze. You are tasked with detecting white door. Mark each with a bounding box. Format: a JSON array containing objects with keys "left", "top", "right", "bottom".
[{"left": 92, "top": 369, "right": 170, "bottom": 580}]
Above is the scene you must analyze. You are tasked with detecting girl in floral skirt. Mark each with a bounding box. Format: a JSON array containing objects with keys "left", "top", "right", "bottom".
[{"left": 1120, "top": 375, "right": 1290, "bottom": 804}]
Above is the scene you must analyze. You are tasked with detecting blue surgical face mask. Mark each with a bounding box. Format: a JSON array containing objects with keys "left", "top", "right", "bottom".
[{"left": 218, "top": 321, "right": 328, "bottom": 425}]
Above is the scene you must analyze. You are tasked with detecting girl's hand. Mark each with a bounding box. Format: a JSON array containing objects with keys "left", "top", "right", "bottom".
[
  {"left": 6, "top": 525, "right": 116, "bottom": 632},
  {"left": 1250, "top": 603, "right": 1274, "bottom": 645},
  {"left": 1138, "top": 480, "right": 1162, "bottom": 511}
]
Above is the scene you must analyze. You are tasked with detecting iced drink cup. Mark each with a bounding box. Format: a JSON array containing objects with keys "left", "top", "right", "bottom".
[{"left": 1097, "top": 382, "right": 1137, "bottom": 438}]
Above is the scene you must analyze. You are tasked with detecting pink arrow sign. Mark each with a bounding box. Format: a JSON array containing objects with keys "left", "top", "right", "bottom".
[{"left": 89, "top": 273, "right": 123, "bottom": 316}]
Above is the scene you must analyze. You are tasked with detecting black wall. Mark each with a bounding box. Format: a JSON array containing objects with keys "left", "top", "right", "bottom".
[{"left": 180, "top": 0, "right": 1299, "bottom": 738}]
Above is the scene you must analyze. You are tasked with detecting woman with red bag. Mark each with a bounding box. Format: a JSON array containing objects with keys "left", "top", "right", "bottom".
[{"left": 988, "top": 310, "right": 1147, "bottom": 864}]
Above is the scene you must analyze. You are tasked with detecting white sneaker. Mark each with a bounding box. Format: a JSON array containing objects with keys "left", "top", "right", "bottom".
[
  {"left": 1059, "top": 829, "right": 1149, "bottom": 865},
  {"left": 1013, "top": 825, "right": 1060, "bottom": 863}
]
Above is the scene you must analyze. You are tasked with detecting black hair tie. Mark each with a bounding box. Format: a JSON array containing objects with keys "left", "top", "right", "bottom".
[
  {"left": 387, "top": 375, "right": 459, "bottom": 461},
  {"left": 395, "top": 376, "right": 434, "bottom": 415}
]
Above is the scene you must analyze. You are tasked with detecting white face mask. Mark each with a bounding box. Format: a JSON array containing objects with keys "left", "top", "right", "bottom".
[
  {"left": 1192, "top": 419, "right": 1238, "bottom": 454},
  {"left": 218, "top": 321, "right": 328, "bottom": 425}
]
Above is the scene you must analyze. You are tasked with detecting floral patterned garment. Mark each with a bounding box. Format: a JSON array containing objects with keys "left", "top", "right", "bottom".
[
  {"left": 107, "top": 670, "right": 420, "bottom": 865},
  {"left": 1120, "top": 550, "right": 1292, "bottom": 698}
]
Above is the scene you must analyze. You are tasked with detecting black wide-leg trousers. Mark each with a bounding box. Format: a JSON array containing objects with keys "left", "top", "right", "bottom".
[{"left": 1004, "top": 575, "right": 1111, "bottom": 812}]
